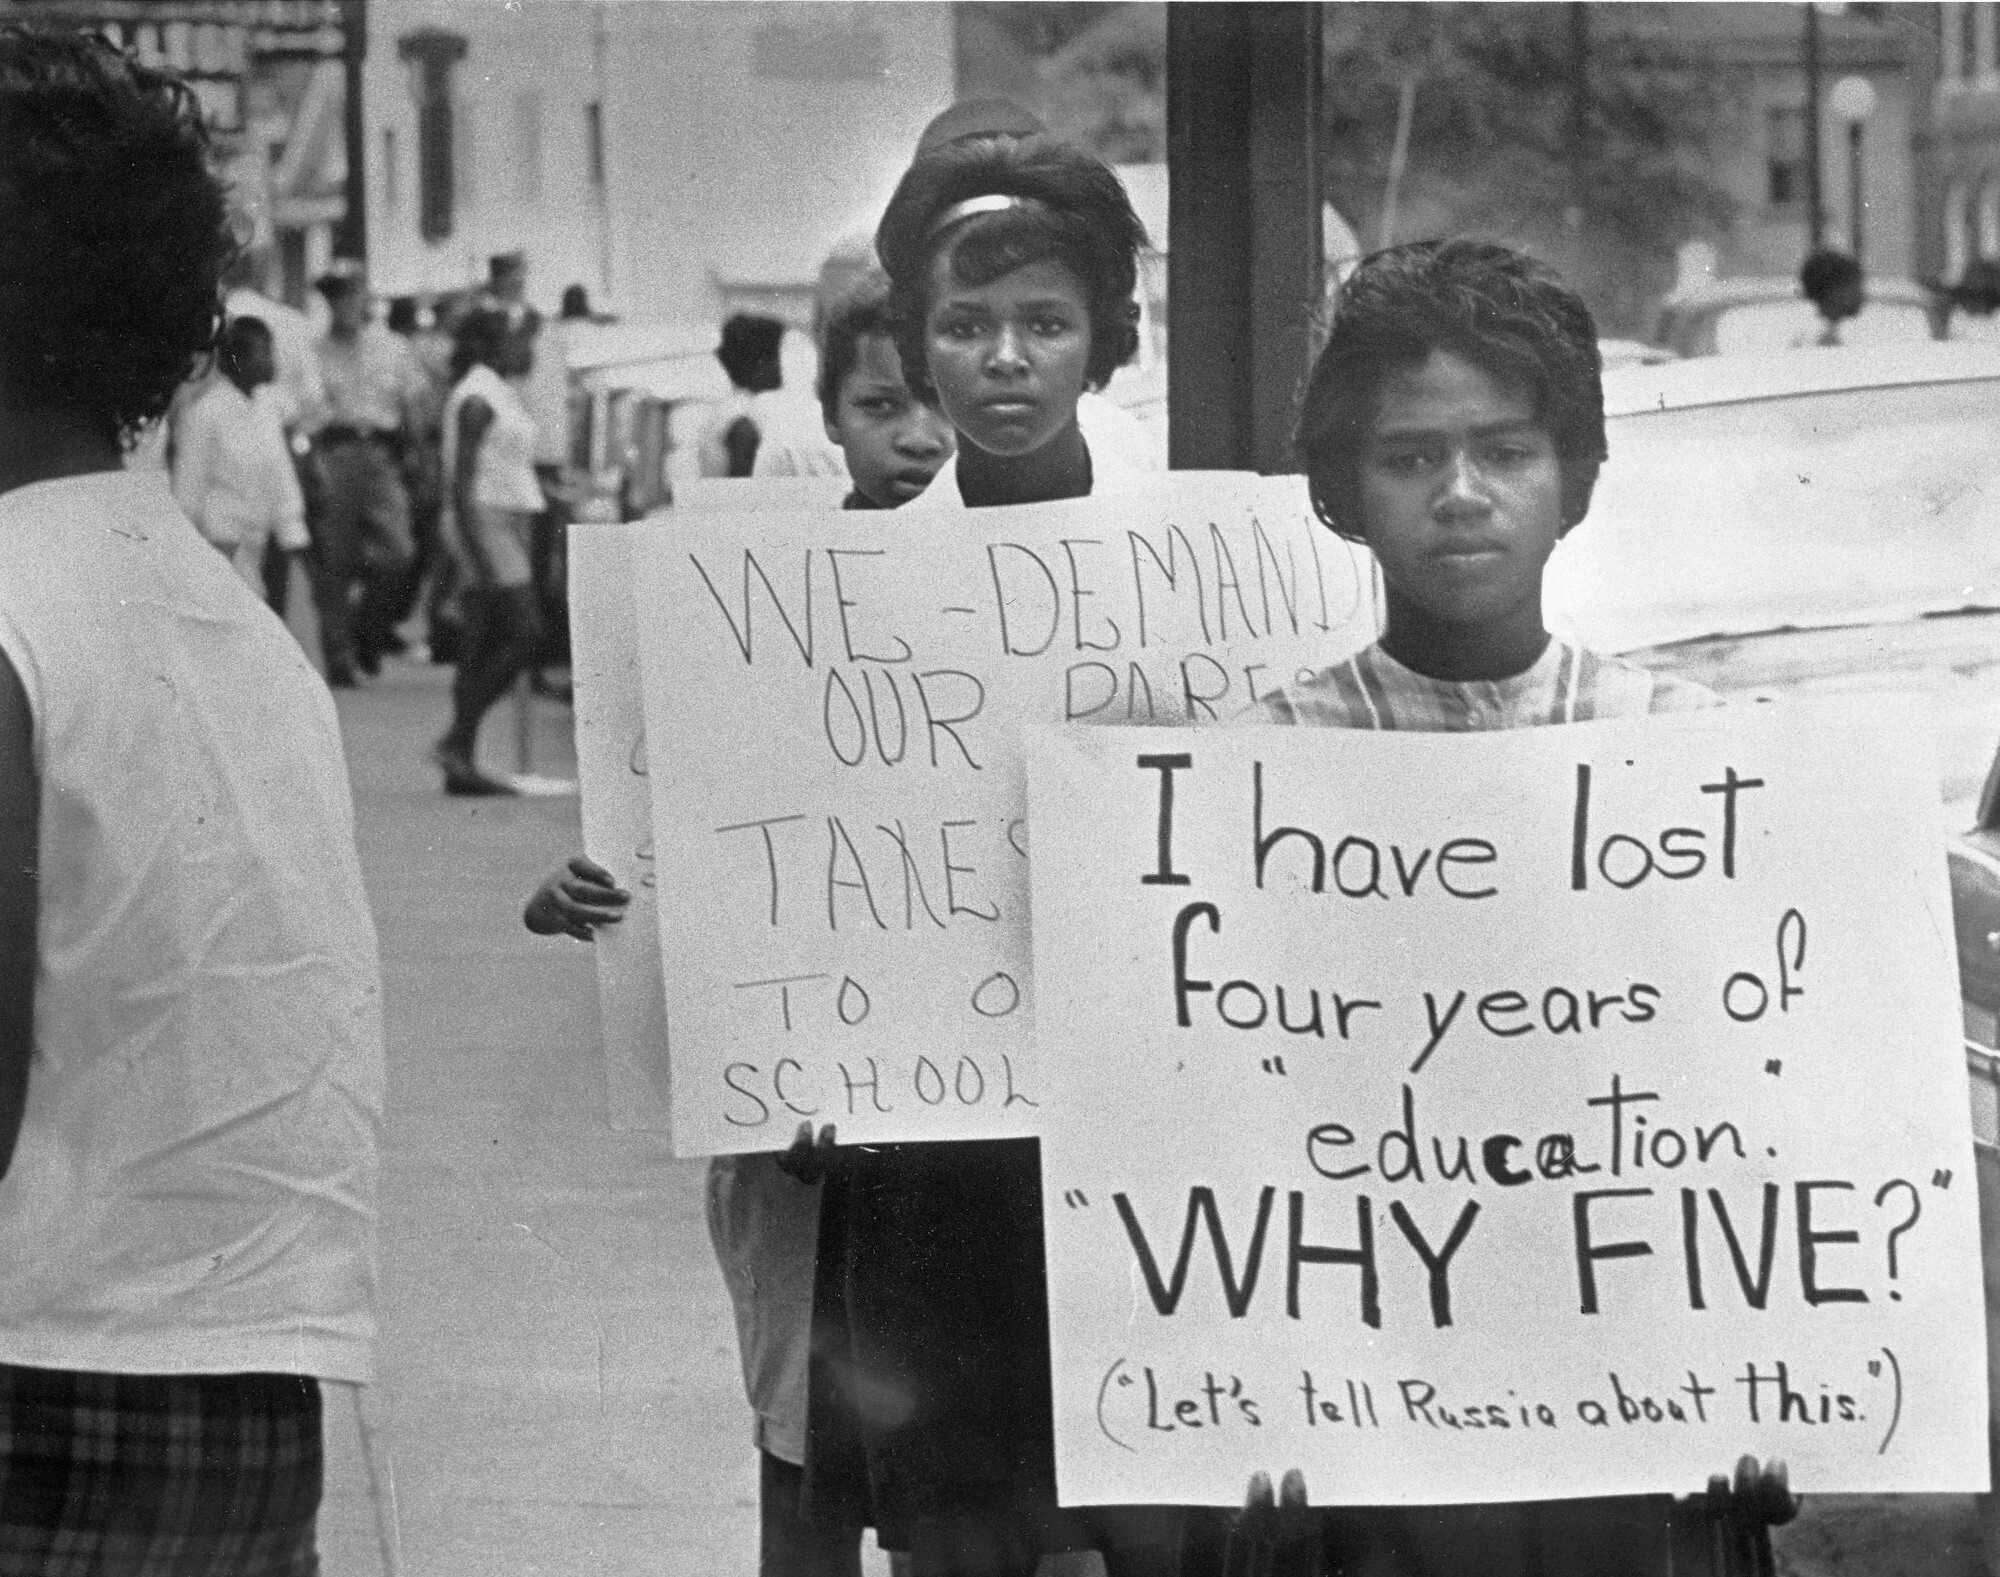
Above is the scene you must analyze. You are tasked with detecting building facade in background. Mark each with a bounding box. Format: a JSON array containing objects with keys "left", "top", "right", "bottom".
[{"left": 362, "top": 0, "right": 953, "bottom": 328}]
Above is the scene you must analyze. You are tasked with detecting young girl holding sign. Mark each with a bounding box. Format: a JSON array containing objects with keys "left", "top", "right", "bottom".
[
  {"left": 525, "top": 271, "right": 951, "bottom": 1577},
  {"left": 791, "top": 129, "right": 1192, "bottom": 1577},
  {"left": 1236, "top": 240, "right": 1796, "bottom": 1576}
]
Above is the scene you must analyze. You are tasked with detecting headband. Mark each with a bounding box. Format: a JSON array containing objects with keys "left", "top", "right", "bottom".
[{"left": 922, "top": 192, "right": 1047, "bottom": 243}]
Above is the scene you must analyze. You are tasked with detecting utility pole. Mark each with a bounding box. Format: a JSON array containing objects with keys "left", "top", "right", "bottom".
[
  {"left": 337, "top": 0, "right": 366, "bottom": 262},
  {"left": 1804, "top": 2, "right": 1825, "bottom": 250},
  {"left": 1165, "top": 3, "right": 1323, "bottom": 473}
]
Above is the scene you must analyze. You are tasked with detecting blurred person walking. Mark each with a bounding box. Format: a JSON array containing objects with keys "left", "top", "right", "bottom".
[
  {"left": 312, "top": 264, "right": 424, "bottom": 687},
  {"left": 699, "top": 313, "right": 788, "bottom": 477},
  {"left": 0, "top": 29, "right": 382, "bottom": 1573},
  {"left": 1798, "top": 248, "right": 1866, "bottom": 347},
  {"left": 173, "top": 316, "right": 311, "bottom": 600},
  {"left": 384, "top": 295, "right": 450, "bottom": 661},
  {"left": 433, "top": 305, "right": 545, "bottom": 796},
  {"left": 221, "top": 248, "right": 324, "bottom": 616}
]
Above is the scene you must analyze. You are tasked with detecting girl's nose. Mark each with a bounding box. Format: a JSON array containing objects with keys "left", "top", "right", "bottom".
[
  {"left": 986, "top": 323, "right": 1028, "bottom": 374},
  {"left": 1433, "top": 450, "right": 1489, "bottom": 514},
  {"left": 897, "top": 416, "right": 951, "bottom": 458}
]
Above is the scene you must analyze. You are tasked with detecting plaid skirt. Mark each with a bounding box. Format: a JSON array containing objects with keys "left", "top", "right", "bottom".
[{"left": 0, "top": 1365, "right": 322, "bottom": 1577}]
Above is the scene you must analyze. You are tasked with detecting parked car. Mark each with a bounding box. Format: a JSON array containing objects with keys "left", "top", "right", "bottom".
[
  {"left": 1550, "top": 340, "right": 2000, "bottom": 811},
  {"left": 1549, "top": 338, "right": 2000, "bottom": 1566},
  {"left": 1653, "top": 274, "right": 1940, "bottom": 358}
]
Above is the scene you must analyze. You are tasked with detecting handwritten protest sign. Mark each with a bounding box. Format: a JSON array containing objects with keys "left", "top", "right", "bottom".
[
  {"left": 568, "top": 521, "right": 672, "bottom": 1129},
  {"left": 634, "top": 476, "right": 1375, "bottom": 1154},
  {"left": 1025, "top": 703, "right": 1986, "bottom": 1504}
]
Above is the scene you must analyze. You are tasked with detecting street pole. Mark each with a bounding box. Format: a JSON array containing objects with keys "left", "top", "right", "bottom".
[
  {"left": 1165, "top": 2, "right": 1323, "bottom": 473},
  {"left": 338, "top": 0, "right": 367, "bottom": 262},
  {"left": 1848, "top": 119, "right": 1865, "bottom": 260},
  {"left": 1803, "top": 1, "right": 1824, "bottom": 250}
]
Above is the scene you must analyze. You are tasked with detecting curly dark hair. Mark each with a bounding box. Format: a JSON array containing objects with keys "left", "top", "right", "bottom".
[
  {"left": 0, "top": 29, "right": 234, "bottom": 446},
  {"left": 1295, "top": 241, "right": 1606, "bottom": 543},
  {"left": 874, "top": 132, "right": 1148, "bottom": 402},
  {"left": 449, "top": 305, "right": 515, "bottom": 384},
  {"left": 816, "top": 268, "right": 897, "bottom": 422},
  {"left": 1798, "top": 247, "right": 1862, "bottom": 307}
]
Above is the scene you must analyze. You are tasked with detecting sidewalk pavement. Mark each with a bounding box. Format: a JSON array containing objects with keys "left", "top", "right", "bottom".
[
  {"left": 317, "top": 653, "right": 789, "bottom": 1576},
  {"left": 312, "top": 649, "right": 1990, "bottom": 1577}
]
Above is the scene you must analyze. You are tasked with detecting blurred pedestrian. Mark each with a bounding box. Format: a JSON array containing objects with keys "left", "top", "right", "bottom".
[
  {"left": 1798, "top": 247, "right": 1866, "bottom": 347},
  {"left": 173, "top": 315, "right": 311, "bottom": 598},
  {"left": 699, "top": 312, "right": 788, "bottom": 477},
  {"left": 221, "top": 246, "right": 325, "bottom": 615},
  {"left": 0, "top": 29, "right": 383, "bottom": 1573},
  {"left": 434, "top": 305, "right": 545, "bottom": 796},
  {"left": 312, "top": 264, "right": 424, "bottom": 685},
  {"left": 384, "top": 294, "right": 450, "bottom": 661},
  {"left": 520, "top": 280, "right": 581, "bottom": 695}
]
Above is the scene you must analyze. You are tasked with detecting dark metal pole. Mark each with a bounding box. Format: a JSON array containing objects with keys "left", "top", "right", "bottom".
[
  {"left": 1166, "top": 3, "right": 1323, "bottom": 474},
  {"left": 338, "top": 0, "right": 367, "bottom": 262},
  {"left": 1566, "top": 1, "right": 1589, "bottom": 240},
  {"left": 1804, "top": 2, "right": 1824, "bottom": 250},
  {"left": 1848, "top": 119, "right": 1865, "bottom": 261}
]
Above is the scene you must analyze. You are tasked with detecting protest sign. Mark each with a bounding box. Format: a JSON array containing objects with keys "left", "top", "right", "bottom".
[
  {"left": 568, "top": 521, "right": 673, "bottom": 1129},
  {"left": 635, "top": 475, "right": 1375, "bottom": 1154},
  {"left": 1025, "top": 703, "right": 1986, "bottom": 1503}
]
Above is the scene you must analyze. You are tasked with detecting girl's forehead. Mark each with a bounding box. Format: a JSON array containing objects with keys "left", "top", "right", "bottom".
[
  {"left": 928, "top": 248, "right": 1087, "bottom": 307},
  {"left": 1370, "top": 349, "right": 1539, "bottom": 432},
  {"left": 848, "top": 332, "right": 906, "bottom": 382}
]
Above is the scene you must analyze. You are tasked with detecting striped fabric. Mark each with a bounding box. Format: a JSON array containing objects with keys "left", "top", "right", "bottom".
[
  {"left": 0, "top": 1366, "right": 321, "bottom": 1576},
  {"left": 1256, "top": 638, "right": 1715, "bottom": 732}
]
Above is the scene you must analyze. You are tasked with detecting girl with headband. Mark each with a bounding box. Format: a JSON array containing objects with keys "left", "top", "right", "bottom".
[{"left": 800, "top": 131, "right": 1184, "bottom": 1577}]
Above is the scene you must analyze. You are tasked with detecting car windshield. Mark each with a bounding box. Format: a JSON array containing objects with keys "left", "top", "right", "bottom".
[
  {"left": 1706, "top": 295, "right": 1932, "bottom": 356},
  {"left": 1548, "top": 367, "right": 2000, "bottom": 654}
]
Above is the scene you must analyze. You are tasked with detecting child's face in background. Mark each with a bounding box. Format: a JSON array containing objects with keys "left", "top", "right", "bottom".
[
  {"left": 923, "top": 255, "right": 1092, "bottom": 459},
  {"left": 827, "top": 333, "right": 955, "bottom": 507},
  {"left": 1357, "top": 349, "right": 1566, "bottom": 663}
]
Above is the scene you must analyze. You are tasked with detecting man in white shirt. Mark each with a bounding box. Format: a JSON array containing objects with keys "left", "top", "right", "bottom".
[
  {"left": 173, "top": 318, "right": 309, "bottom": 601},
  {"left": 312, "top": 265, "right": 426, "bottom": 685}
]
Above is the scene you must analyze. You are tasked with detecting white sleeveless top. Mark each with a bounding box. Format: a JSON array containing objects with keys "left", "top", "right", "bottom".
[
  {"left": 0, "top": 472, "right": 383, "bottom": 1382},
  {"left": 443, "top": 362, "right": 545, "bottom": 514}
]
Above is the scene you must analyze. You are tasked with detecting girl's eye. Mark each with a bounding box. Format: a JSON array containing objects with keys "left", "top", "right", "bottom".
[
  {"left": 1483, "top": 444, "right": 1533, "bottom": 466},
  {"left": 935, "top": 317, "right": 983, "bottom": 341},
  {"left": 1030, "top": 315, "right": 1073, "bottom": 336},
  {"left": 857, "top": 396, "right": 905, "bottom": 417},
  {"left": 1376, "top": 450, "right": 1435, "bottom": 476}
]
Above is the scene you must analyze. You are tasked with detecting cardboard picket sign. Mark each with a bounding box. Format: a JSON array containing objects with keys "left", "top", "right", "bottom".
[
  {"left": 567, "top": 520, "right": 674, "bottom": 1130},
  {"left": 630, "top": 475, "right": 1375, "bottom": 1154},
  {"left": 1024, "top": 704, "right": 1987, "bottom": 1504}
]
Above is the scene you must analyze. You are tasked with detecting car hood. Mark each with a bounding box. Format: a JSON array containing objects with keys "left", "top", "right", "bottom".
[{"left": 1609, "top": 611, "right": 2000, "bottom": 822}]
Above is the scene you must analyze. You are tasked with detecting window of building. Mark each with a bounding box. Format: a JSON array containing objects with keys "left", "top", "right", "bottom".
[
  {"left": 1767, "top": 106, "right": 1807, "bottom": 207},
  {"left": 398, "top": 28, "right": 466, "bottom": 245},
  {"left": 1948, "top": 181, "right": 1974, "bottom": 282},
  {"left": 1967, "top": 2, "right": 1983, "bottom": 81},
  {"left": 381, "top": 126, "right": 398, "bottom": 215},
  {"left": 1946, "top": 2, "right": 1964, "bottom": 85},
  {"left": 514, "top": 90, "right": 542, "bottom": 207},
  {"left": 1980, "top": 178, "right": 2000, "bottom": 261},
  {"left": 586, "top": 101, "right": 605, "bottom": 188}
]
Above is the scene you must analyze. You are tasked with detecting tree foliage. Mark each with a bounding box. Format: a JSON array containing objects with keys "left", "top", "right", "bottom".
[
  {"left": 1323, "top": 4, "right": 1736, "bottom": 330},
  {"left": 963, "top": 2, "right": 1742, "bottom": 335}
]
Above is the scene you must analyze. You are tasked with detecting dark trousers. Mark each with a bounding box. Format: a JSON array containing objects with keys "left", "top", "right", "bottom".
[
  {"left": 444, "top": 585, "right": 542, "bottom": 758},
  {"left": 762, "top": 1450, "right": 862, "bottom": 1577},
  {"left": 313, "top": 437, "right": 414, "bottom": 671}
]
